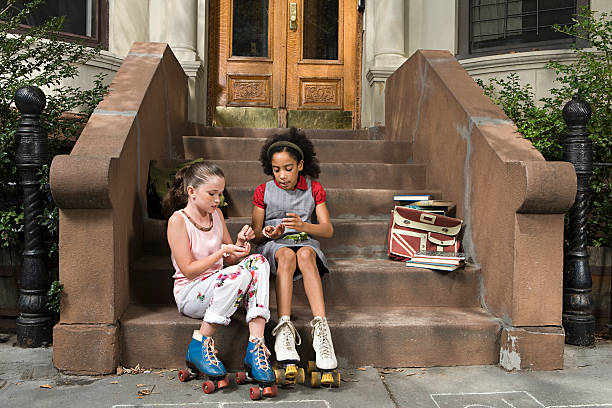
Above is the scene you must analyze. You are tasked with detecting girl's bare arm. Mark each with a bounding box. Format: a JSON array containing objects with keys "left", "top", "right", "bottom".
[{"left": 251, "top": 205, "right": 267, "bottom": 244}]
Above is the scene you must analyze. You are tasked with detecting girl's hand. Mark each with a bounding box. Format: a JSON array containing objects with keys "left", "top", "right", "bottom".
[
  {"left": 263, "top": 224, "right": 285, "bottom": 239},
  {"left": 221, "top": 243, "right": 251, "bottom": 258},
  {"left": 236, "top": 225, "right": 255, "bottom": 247},
  {"left": 282, "top": 213, "right": 304, "bottom": 231}
]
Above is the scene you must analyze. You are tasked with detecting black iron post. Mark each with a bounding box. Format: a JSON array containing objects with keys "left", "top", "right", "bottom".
[
  {"left": 14, "top": 86, "right": 53, "bottom": 347},
  {"left": 561, "top": 94, "right": 595, "bottom": 346}
]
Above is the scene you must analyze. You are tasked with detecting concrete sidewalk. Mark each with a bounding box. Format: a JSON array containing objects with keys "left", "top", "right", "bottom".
[{"left": 1, "top": 333, "right": 611, "bottom": 408}]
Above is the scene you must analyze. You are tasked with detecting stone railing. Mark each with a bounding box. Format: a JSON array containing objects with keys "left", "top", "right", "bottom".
[
  {"left": 385, "top": 50, "right": 577, "bottom": 370},
  {"left": 50, "top": 42, "right": 188, "bottom": 374}
]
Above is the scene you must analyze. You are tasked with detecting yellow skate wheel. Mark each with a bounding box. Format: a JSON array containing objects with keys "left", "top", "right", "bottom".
[
  {"left": 307, "top": 360, "right": 317, "bottom": 374},
  {"left": 274, "top": 368, "right": 285, "bottom": 384},
  {"left": 310, "top": 371, "right": 321, "bottom": 388},
  {"left": 333, "top": 371, "right": 341, "bottom": 388},
  {"left": 321, "top": 372, "right": 334, "bottom": 387},
  {"left": 296, "top": 367, "right": 306, "bottom": 384},
  {"left": 285, "top": 364, "right": 298, "bottom": 379}
]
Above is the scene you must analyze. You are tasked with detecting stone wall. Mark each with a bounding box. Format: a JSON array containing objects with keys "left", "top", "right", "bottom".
[
  {"left": 385, "top": 50, "right": 577, "bottom": 370},
  {"left": 50, "top": 43, "right": 188, "bottom": 375}
]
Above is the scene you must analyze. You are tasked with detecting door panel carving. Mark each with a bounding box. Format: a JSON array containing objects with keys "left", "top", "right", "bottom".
[{"left": 228, "top": 75, "right": 272, "bottom": 106}]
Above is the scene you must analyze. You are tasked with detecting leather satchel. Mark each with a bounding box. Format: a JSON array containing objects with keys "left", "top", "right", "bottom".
[{"left": 387, "top": 206, "right": 463, "bottom": 261}]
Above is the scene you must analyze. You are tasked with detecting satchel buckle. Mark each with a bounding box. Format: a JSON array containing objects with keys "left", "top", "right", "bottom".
[{"left": 403, "top": 220, "right": 410, "bottom": 225}]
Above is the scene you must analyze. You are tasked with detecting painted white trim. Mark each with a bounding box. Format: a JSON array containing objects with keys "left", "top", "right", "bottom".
[{"left": 460, "top": 49, "right": 580, "bottom": 75}]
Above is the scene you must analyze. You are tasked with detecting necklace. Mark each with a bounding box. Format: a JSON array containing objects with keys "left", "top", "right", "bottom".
[{"left": 182, "top": 210, "right": 213, "bottom": 232}]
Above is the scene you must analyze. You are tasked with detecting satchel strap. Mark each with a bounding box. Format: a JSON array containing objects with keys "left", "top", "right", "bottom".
[{"left": 393, "top": 210, "right": 462, "bottom": 236}]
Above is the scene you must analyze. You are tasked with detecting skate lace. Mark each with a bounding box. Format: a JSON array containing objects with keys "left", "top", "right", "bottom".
[
  {"left": 249, "top": 338, "right": 271, "bottom": 371},
  {"left": 271, "top": 320, "right": 301, "bottom": 350},
  {"left": 203, "top": 337, "right": 221, "bottom": 367},
  {"left": 312, "top": 320, "right": 331, "bottom": 358}
]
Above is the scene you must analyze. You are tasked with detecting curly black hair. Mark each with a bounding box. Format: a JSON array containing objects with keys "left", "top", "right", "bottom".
[{"left": 259, "top": 127, "right": 320, "bottom": 179}]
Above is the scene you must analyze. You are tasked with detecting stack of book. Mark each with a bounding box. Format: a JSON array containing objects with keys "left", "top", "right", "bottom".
[
  {"left": 405, "top": 251, "right": 466, "bottom": 271},
  {"left": 393, "top": 194, "right": 456, "bottom": 217}
]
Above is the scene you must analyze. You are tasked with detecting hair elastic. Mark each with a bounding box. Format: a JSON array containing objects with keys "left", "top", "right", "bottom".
[{"left": 267, "top": 141, "right": 304, "bottom": 161}]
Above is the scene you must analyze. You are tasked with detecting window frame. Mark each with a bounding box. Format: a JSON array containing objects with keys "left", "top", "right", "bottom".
[
  {"left": 4, "top": 0, "right": 109, "bottom": 50},
  {"left": 457, "top": 0, "right": 590, "bottom": 59}
]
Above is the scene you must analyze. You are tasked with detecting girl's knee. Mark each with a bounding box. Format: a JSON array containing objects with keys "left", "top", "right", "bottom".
[
  {"left": 276, "top": 248, "right": 297, "bottom": 267},
  {"left": 296, "top": 247, "right": 316, "bottom": 264},
  {"left": 244, "top": 254, "right": 270, "bottom": 280}
]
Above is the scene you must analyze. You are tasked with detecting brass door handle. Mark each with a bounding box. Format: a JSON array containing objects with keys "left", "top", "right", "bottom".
[{"left": 289, "top": 2, "right": 297, "bottom": 30}]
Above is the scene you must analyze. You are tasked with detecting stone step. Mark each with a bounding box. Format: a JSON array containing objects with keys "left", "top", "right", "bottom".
[
  {"left": 183, "top": 137, "right": 412, "bottom": 164},
  {"left": 120, "top": 304, "right": 501, "bottom": 369},
  {"left": 222, "top": 186, "right": 440, "bottom": 218},
  {"left": 186, "top": 126, "right": 386, "bottom": 140},
  {"left": 130, "top": 257, "right": 481, "bottom": 308},
  {"left": 143, "top": 217, "right": 391, "bottom": 258},
  {"left": 207, "top": 160, "right": 426, "bottom": 190}
]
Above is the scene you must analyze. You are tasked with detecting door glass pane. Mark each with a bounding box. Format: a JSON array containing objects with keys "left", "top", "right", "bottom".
[
  {"left": 303, "top": 0, "right": 339, "bottom": 60},
  {"left": 232, "top": 0, "right": 269, "bottom": 57}
]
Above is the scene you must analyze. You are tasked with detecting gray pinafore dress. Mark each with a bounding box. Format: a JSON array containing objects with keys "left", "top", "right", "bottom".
[{"left": 256, "top": 178, "right": 329, "bottom": 280}]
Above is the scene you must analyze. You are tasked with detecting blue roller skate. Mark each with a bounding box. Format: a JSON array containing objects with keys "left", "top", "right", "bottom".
[
  {"left": 235, "top": 338, "right": 278, "bottom": 400},
  {"left": 178, "top": 330, "right": 230, "bottom": 394}
]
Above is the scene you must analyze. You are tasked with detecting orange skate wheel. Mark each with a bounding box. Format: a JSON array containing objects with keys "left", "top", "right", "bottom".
[
  {"left": 310, "top": 371, "right": 321, "bottom": 388},
  {"left": 235, "top": 371, "right": 248, "bottom": 385},
  {"left": 249, "top": 386, "right": 262, "bottom": 400},
  {"left": 307, "top": 360, "right": 317, "bottom": 374},
  {"left": 178, "top": 369, "right": 191, "bottom": 382},
  {"left": 333, "top": 371, "right": 341, "bottom": 388},
  {"left": 274, "top": 368, "right": 285, "bottom": 384},
  {"left": 296, "top": 367, "right": 306, "bottom": 384},
  {"left": 202, "top": 380, "right": 215, "bottom": 394},
  {"left": 263, "top": 385, "right": 278, "bottom": 397},
  {"left": 217, "top": 377, "right": 230, "bottom": 389}
]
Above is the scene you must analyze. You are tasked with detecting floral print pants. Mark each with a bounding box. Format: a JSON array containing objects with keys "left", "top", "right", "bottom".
[{"left": 176, "top": 254, "right": 270, "bottom": 326}]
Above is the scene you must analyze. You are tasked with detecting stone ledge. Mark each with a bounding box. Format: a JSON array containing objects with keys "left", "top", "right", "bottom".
[
  {"left": 53, "top": 323, "right": 119, "bottom": 375},
  {"left": 499, "top": 326, "right": 564, "bottom": 371}
]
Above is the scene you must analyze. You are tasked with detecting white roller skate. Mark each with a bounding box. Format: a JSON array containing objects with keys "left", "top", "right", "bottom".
[
  {"left": 271, "top": 316, "right": 305, "bottom": 386},
  {"left": 307, "top": 316, "right": 340, "bottom": 388}
]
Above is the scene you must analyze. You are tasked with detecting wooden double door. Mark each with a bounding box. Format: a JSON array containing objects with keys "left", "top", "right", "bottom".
[{"left": 208, "top": 0, "right": 361, "bottom": 128}]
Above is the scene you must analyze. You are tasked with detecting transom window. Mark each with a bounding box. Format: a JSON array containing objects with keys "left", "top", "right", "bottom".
[{"left": 458, "top": 0, "right": 589, "bottom": 58}]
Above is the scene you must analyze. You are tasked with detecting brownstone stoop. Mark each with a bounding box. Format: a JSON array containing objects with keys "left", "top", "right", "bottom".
[{"left": 50, "top": 43, "right": 576, "bottom": 375}]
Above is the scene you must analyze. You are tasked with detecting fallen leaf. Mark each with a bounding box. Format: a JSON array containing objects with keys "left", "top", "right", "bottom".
[
  {"left": 341, "top": 377, "right": 359, "bottom": 382},
  {"left": 357, "top": 367, "right": 367, "bottom": 371},
  {"left": 154, "top": 371, "right": 162, "bottom": 374},
  {"left": 380, "top": 370, "right": 393, "bottom": 374},
  {"left": 144, "top": 370, "right": 151, "bottom": 374},
  {"left": 395, "top": 369, "right": 404, "bottom": 372},
  {"left": 137, "top": 384, "right": 146, "bottom": 387},
  {"left": 110, "top": 381, "right": 119, "bottom": 384},
  {"left": 406, "top": 372, "right": 416, "bottom": 376},
  {"left": 421, "top": 368, "right": 426, "bottom": 370},
  {"left": 137, "top": 396, "right": 143, "bottom": 399},
  {"left": 40, "top": 384, "right": 53, "bottom": 389},
  {"left": 137, "top": 384, "right": 156, "bottom": 396},
  {"left": 167, "top": 376, "right": 175, "bottom": 380},
  {"left": 380, "top": 375, "right": 385, "bottom": 380}
]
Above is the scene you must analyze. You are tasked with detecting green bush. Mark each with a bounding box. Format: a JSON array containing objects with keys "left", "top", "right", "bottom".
[
  {"left": 477, "top": 8, "right": 611, "bottom": 248},
  {"left": 0, "top": 1, "right": 108, "bottom": 281}
]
